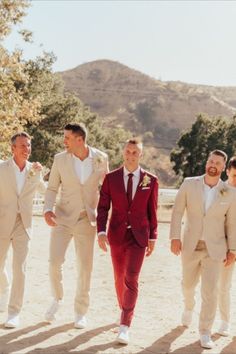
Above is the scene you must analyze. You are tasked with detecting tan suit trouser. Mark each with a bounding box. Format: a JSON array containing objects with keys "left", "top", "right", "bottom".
[
  {"left": 0, "top": 215, "right": 29, "bottom": 315},
  {"left": 49, "top": 215, "right": 96, "bottom": 315},
  {"left": 182, "top": 243, "right": 222, "bottom": 335},
  {"left": 218, "top": 262, "right": 235, "bottom": 323}
]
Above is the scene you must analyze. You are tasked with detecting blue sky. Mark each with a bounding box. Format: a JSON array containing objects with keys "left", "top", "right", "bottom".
[{"left": 4, "top": 0, "right": 236, "bottom": 86}]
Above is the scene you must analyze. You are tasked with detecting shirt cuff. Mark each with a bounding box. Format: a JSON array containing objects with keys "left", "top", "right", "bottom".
[
  {"left": 44, "top": 208, "right": 52, "bottom": 214},
  {"left": 98, "top": 231, "right": 106, "bottom": 237},
  {"left": 149, "top": 239, "right": 156, "bottom": 242}
]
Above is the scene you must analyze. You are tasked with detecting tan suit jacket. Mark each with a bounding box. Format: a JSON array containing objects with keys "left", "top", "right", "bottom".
[
  {"left": 170, "top": 175, "right": 236, "bottom": 261},
  {"left": 44, "top": 147, "right": 109, "bottom": 227},
  {"left": 0, "top": 159, "right": 46, "bottom": 238}
]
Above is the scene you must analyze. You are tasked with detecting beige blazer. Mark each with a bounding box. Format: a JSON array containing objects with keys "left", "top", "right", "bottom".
[
  {"left": 0, "top": 159, "right": 46, "bottom": 238},
  {"left": 44, "top": 147, "right": 109, "bottom": 227},
  {"left": 170, "top": 175, "right": 236, "bottom": 261}
]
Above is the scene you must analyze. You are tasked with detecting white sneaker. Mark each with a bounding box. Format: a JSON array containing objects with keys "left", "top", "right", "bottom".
[
  {"left": 181, "top": 310, "right": 193, "bottom": 327},
  {"left": 4, "top": 314, "right": 20, "bottom": 328},
  {"left": 45, "top": 299, "right": 62, "bottom": 322},
  {"left": 116, "top": 325, "right": 129, "bottom": 345},
  {"left": 200, "top": 334, "right": 214, "bottom": 349},
  {"left": 0, "top": 288, "right": 9, "bottom": 312},
  {"left": 74, "top": 314, "right": 87, "bottom": 329},
  {"left": 217, "top": 320, "right": 230, "bottom": 336}
]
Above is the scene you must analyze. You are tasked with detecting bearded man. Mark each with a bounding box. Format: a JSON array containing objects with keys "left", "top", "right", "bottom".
[{"left": 170, "top": 150, "right": 236, "bottom": 349}]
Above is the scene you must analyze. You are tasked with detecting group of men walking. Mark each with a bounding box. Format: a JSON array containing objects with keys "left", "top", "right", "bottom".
[{"left": 0, "top": 123, "right": 235, "bottom": 349}]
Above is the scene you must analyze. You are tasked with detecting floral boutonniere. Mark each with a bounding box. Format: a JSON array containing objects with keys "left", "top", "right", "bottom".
[
  {"left": 139, "top": 174, "right": 151, "bottom": 187},
  {"left": 219, "top": 186, "right": 228, "bottom": 197},
  {"left": 93, "top": 154, "right": 105, "bottom": 170},
  {"left": 27, "top": 162, "right": 42, "bottom": 179}
]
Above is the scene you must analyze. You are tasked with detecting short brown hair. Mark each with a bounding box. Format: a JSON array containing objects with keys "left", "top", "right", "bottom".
[
  {"left": 125, "top": 138, "right": 143, "bottom": 150},
  {"left": 208, "top": 149, "right": 228, "bottom": 162},
  {"left": 11, "top": 132, "right": 31, "bottom": 145},
  {"left": 227, "top": 156, "right": 236, "bottom": 170},
  {"left": 64, "top": 123, "right": 87, "bottom": 141}
]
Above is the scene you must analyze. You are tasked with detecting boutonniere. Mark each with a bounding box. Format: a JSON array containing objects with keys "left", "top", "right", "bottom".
[
  {"left": 27, "top": 162, "right": 43, "bottom": 179},
  {"left": 219, "top": 186, "right": 228, "bottom": 197},
  {"left": 28, "top": 167, "right": 37, "bottom": 178},
  {"left": 93, "top": 154, "right": 105, "bottom": 169},
  {"left": 139, "top": 174, "right": 151, "bottom": 187}
]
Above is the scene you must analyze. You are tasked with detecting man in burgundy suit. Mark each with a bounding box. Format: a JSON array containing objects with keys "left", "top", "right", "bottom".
[{"left": 97, "top": 138, "right": 158, "bottom": 344}]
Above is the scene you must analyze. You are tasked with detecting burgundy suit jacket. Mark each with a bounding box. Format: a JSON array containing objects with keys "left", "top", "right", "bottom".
[{"left": 97, "top": 167, "right": 158, "bottom": 247}]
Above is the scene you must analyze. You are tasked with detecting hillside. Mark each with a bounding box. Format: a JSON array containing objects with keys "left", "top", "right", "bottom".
[{"left": 59, "top": 60, "right": 236, "bottom": 186}]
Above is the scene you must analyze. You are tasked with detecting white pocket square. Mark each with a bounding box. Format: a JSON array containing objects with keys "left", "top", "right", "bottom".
[{"left": 142, "top": 187, "right": 150, "bottom": 190}]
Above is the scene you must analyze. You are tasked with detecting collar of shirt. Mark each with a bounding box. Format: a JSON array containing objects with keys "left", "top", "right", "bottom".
[
  {"left": 123, "top": 166, "right": 141, "bottom": 198},
  {"left": 11, "top": 158, "right": 28, "bottom": 173},
  {"left": 11, "top": 158, "right": 29, "bottom": 195},
  {"left": 72, "top": 148, "right": 93, "bottom": 184},
  {"left": 203, "top": 177, "right": 221, "bottom": 191},
  {"left": 123, "top": 166, "right": 140, "bottom": 178},
  {"left": 72, "top": 146, "right": 92, "bottom": 162}
]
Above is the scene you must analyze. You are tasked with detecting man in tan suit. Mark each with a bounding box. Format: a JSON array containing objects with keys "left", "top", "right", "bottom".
[
  {"left": 170, "top": 150, "right": 236, "bottom": 349},
  {"left": 0, "top": 132, "right": 46, "bottom": 328},
  {"left": 44, "top": 123, "right": 108, "bottom": 328},
  {"left": 218, "top": 156, "right": 236, "bottom": 336}
]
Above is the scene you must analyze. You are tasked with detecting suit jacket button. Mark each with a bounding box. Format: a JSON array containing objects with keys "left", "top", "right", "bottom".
[{"left": 128, "top": 211, "right": 131, "bottom": 214}]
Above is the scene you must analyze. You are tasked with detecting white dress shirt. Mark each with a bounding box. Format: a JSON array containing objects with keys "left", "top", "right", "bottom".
[
  {"left": 123, "top": 166, "right": 140, "bottom": 199},
  {"left": 12, "top": 158, "right": 28, "bottom": 195},
  {"left": 199, "top": 178, "right": 220, "bottom": 241},
  {"left": 73, "top": 147, "right": 93, "bottom": 184},
  {"left": 203, "top": 178, "right": 220, "bottom": 213}
]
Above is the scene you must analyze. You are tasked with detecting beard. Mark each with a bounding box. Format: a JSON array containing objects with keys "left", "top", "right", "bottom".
[{"left": 206, "top": 166, "right": 221, "bottom": 177}]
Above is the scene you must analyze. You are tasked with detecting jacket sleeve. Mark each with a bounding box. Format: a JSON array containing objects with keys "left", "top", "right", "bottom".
[
  {"left": 225, "top": 190, "right": 236, "bottom": 251},
  {"left": 96, "top": 174, "right": 111, "bottom": 233},
  {"left": 148, "top": 177, "right": 158, "bottom": 240},
  {"left": 43, "top": 156, "right": 61, "bottom": 212},
  {"left": 36, "top": 172, "right": 47, "bottom": 195},
  {"left": 169, "top": 180, "right": 187, "bottom": 239}
]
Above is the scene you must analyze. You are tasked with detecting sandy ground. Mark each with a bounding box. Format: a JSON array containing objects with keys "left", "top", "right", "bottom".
[{"left": 0, "top": 215, "right": 236, "bottom": 354}]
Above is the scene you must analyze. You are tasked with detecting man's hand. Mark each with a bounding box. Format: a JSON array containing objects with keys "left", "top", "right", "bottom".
[
  {"left": 32, "top": 161, "right": 43, "bottom": 171},
  {"left": 146, "top": 240, "right": 155, "bottom": 257},
  {"left": 224, "top": 251, "right": 236, "bottom": 267},
  {"left": 44, "top": 211, "right": 57, "bottom": 227},
  {"left": 98, "top": 234, "right": 109, "bottom": 252},
  {"left": 171, "top": 239, "right": 182, "bottom": 256}
]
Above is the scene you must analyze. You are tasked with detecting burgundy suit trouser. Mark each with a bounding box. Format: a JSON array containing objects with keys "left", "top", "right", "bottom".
[{"left": 110, "top": 229, "right": 146, "bottom": 327}]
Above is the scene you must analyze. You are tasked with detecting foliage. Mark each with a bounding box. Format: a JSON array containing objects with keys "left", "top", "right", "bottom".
[
  {"left": 170, "top": 114, "right": 231, "bottom": 181},
  {"left": 0, "top": 0, "right": 131, "bottom": 170},
  {"left": 0, "top": 0, "right": 41, "bottom": 157}
]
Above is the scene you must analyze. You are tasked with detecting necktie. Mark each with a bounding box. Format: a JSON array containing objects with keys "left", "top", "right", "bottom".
[{"left": 127, "top": 173, "right": 133, "bottom": 206}]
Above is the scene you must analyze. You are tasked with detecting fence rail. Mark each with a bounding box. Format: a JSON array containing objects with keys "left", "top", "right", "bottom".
[{"left": 33, "top": 188, "right": 178, "bottom": 222}]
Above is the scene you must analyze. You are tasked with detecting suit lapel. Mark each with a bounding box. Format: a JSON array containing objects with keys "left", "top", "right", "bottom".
[
  {"left": 117, "top": 167, "right": 129, "bottom": 208},
  {"left": 86, "top": 147, "right": 98, "bottom": 183},
  {"left": 206, "top": 179, "right": 224, "bottom": 213},
  {"left": 195, "top": 175, "right": 205, "bottom": 214},
  {"left": 131, "top": 168, "right": 145, "bottom": 205},
  {"left": 67, "top": 153, "right": 82, "bottom": 184},
  {"left": 7, "top": 159, "right": 18, "bottom": 194},
  {"left": 19, "top": 162, "right": 31, "bottom": 195}
]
